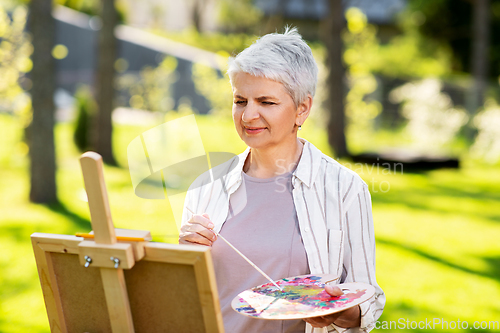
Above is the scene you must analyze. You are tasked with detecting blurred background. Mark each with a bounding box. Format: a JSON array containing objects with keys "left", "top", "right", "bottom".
[{"left": 0, "top": 0, "right": 499, "bottom": 331}]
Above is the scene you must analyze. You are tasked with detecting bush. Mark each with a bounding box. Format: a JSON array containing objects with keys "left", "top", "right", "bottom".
[{"left": 73, "top": 85, "right": 96, "bottom": 152}]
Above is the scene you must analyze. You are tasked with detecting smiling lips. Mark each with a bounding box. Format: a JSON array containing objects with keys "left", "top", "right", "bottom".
[{"left": 244, "top": 126, "right": 266, "bottom": 134}]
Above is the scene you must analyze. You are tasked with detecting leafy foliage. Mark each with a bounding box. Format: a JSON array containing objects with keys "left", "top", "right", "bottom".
[
  {"left": 343, "top": 7, "right": 452, "bottom": 79},
  {"left": 191, "top": 61, "right": 232, "bottom": 116},
  {"left": 389, "top": 78, "right": 468, "bottom": 152},
  {"left": 470, "top": 99, "right": 500, "bottom": 163},
  {"left": 151, "top": 27, "right": 257, "bottom": 56},
  {"left": 408, "top": 0, "right": 500, "bottom": 78},
  {"left": 115, "top": 56, "right": 178, "bottom": 113},
  {"left": 341, "top": 7, "right": 457, "bottom": 148},
  {"left": 56, "top": 0, "right": 100, "bottom": 17},
  {"left": 55, "top": 0, "right": 128, "bottom": 24},
  {"left": 343, "top": 8, "right": 382, "bottom": 137},
  {"left": 72, "top": 85, "right": 96, "bottom": 152},
  {"left": 217, "top": 0, "right": 263, "bottom": 34},
  {"left": 0, "top": 5, "right": 31, "bottom": 125}
]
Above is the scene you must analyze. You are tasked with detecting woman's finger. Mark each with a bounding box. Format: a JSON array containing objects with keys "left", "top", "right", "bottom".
[
  {"left": 325, "top": 284, "right": 343, "bottom": 297},
  {"left": 179, "top": 213, "right": 216, "bottom": 245},
  {"left": 187, "top": 223, "right": 217, "bottom": 242},
  {"left": 187, "top": 214, "right": 216, "bottom": 241},
  {"left": 189, "top": 214, "right": 215, "bottom": 230},
  {"left": 304, "top": 312, "right": 341, "bottom": 328},
  {"left": 179, "top": 230, "right": 213, "bottom": 246},
  {"left": 303, "top": 317, "right": 327, "bottom": 328}
]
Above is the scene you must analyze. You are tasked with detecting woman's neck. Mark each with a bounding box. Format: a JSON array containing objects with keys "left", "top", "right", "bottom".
[{"left": 243, "top": 138, "right": 304, "bottom": 178}]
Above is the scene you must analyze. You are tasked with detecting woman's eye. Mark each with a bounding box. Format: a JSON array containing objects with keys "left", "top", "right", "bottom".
[
  {"left": 263, "top": 101, "right": 276, "bottom": 105},
  {"left": 234, "top": 100, "right": 246, "bottom": 105}
]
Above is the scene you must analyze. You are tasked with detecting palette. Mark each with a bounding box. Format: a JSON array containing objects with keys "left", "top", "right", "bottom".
[{"left": 231, "top": 274, "right": 375, "bottom": 320}]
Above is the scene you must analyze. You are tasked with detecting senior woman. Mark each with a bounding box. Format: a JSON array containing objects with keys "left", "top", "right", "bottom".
[{"left": 179, "top": 28, "right": 385, "bottom": 333}]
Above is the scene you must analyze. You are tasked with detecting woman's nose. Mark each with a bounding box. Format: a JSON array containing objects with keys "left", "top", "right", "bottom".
[{"left": 241, "top": 102, "right": 260, "bottom": 122}]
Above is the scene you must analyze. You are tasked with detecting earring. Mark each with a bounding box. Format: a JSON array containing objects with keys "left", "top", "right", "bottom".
[{"left": 298, "top": 125, "right": 302, "bottom": 130}]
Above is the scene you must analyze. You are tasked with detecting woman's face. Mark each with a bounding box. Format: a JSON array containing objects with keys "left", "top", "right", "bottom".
[{"left": 231, "top": 72, "right": 310, "bottom": 150}]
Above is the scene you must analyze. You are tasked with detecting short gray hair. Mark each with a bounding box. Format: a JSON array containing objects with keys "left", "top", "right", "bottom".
[{"left": 227, "top": 27, "right": 318, "bottom": 106}]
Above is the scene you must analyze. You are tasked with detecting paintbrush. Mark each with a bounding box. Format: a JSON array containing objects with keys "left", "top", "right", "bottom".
[{"left": 185, "top": 207, "right": 283, "bottom": 292}]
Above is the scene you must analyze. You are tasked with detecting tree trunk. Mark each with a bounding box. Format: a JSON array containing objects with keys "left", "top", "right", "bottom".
[
  {"left": 470, "top": 0, "right": 490, "bottom": 111},
  {"left": 324, "top": 0, "right": 349, "bottom": 158},
  {"left": 28, "top": 0, "right": 57, "bottom": 203},
  {"left": 192, "top": 0, "right": 205, "bottom": 32},
  {"left": 93, "top": 0, "right": 118, "bottom": 165}
]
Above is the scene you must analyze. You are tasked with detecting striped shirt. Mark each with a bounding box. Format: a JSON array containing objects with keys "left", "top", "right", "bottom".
[{"left": 182, "top": 138, "right": 386, "bottom": 333}]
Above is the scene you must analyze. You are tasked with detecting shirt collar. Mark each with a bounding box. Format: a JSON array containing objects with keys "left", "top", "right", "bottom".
[
  {"left": 222, "top": 147, "right": 250, "bottom": 193},
  {"left": 293, "top": 138, "right": 322, "bottom": 188}
]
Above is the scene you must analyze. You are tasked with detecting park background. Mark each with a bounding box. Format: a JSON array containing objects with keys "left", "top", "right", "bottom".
[{"left": 0, "top": 0, "right": 499, "bottom": 331}]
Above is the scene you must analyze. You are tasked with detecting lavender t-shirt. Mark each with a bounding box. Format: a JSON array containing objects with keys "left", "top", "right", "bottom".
[{"left": 211, "top": 171, "right": 310, "bottom": 333}]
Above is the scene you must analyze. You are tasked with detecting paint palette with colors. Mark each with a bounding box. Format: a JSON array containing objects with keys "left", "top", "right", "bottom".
[{"left": 232, "top": 274, "right": 375, "bottom": 320}]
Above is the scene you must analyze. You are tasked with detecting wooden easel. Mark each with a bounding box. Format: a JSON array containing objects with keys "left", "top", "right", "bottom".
[{"left": 31, "top": 152, "right": 224, "bottom": 332}]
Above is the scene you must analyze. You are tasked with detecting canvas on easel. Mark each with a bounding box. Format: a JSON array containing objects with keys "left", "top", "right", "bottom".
[{"left": 31, "top": 152, "right": 224, "bottom": 333}]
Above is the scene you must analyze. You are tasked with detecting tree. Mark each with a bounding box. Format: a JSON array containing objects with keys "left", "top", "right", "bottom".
[
  {"left": 191, "top": 0, "right": 206, "bottom": 32},
  {"left": 470, "top": 0, "right": 490, "bottom": 111},
  {"left": 411, "top": 0, "right": 495, "bottom": 91},
  {"left": 92, "top": 0, "right": 118, "bottom": 165},
  {"left": 323, "top": 0, "right": 349, "bottom": 158},
  {"left": 27, "top": 0, "right": 58, "bottom": 203},
  {"left": 408, "top": 0, "right": 492, "bottom": 138}
]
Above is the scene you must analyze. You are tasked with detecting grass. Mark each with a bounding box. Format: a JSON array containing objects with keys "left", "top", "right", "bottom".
[
  {"left": 0, "top": 112, "right": 499, "bottom": 332},
  {"left": 367, "top": 166, "right": 500, "bottom": 330}
]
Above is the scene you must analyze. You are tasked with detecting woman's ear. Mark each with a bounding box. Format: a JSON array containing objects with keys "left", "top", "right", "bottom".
[{"left": 296, "top": 95, "right": 313, "bottom": 126}]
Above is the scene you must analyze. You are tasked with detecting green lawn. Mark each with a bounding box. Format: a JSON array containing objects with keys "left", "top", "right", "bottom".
[{"left": 0, "top": 113, "right": 499, "bottom": 332}]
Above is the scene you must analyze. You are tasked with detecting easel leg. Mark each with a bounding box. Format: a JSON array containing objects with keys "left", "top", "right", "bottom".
[{"left": 100, "top": 268, "right": 135, "bottom": 332}]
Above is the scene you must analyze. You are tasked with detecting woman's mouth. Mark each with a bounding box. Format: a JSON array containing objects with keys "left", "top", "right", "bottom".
[{"left": 244, "top": 127, "right": 266, "bottom": 134}]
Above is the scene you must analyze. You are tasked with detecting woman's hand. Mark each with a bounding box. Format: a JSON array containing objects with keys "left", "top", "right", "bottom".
[
  {"left": 303, "top": 285, "right": 361, "bottom": 328},
  {"left": 179, "top": 213, "right": 217, "bottom": 246}
]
